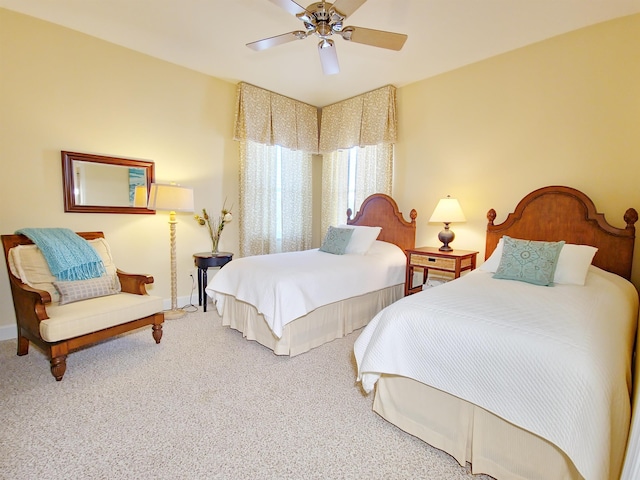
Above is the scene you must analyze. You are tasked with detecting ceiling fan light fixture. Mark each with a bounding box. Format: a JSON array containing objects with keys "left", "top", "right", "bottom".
[
  {"left": 319, "top": 38, "right": 334, "bottom": 49},
  {"left": 330, "top": 11, "right": 345, "bottom": 24},
  {"left": 297, "top": 12, "right": 314, "bottom": 24},
  {"left": 318, "top": 39, "right": 339, "bottom": 75},
  {"left": 317, "top": 22, "right": 332, "bottom": 36},
  {"left": 251, "top": 0, "right": 408, "bottom": 75},
  {"left": 341, "top": 26, "right": 353, "bottom": 41}
]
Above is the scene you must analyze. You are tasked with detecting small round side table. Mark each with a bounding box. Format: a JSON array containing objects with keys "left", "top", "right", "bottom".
[{"left": 193, "top": 252, "right": 233, "bottom": 312}]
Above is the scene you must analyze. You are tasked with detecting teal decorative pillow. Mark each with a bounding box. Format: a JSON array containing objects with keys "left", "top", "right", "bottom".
[
  {"left": 54, "top": 275, "right": 121, "bottom": 305},
  {"left": 493, "top": 236, "right": 565, "bottom": 286},
  {"left": 319, "top": 226, "right": 354, "bottom": 255}
]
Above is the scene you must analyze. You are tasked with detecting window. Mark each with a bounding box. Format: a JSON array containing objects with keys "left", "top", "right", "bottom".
[
  {"left": 321, "top": 143, "right": 393, "bottom": 235},
  {"left": 239, "top": 141, "right": 313, "bottom": 257},
  {"left": 233, "top": 83, "right": 396, "bottom": 252},
  {"left": 346, "top": 147, "right": 358, "bottom": 216}
]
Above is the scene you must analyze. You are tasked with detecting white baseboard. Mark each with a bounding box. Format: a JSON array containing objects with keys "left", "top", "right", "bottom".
[
  {"left": 0, "top": 295, "right": 195, "bottom": 342},
  {"left": 163, "top": 295, "right": 199, "bottom": 311},
  {"left": 0, "top": 323, "right": 17, "bottom": 342}
]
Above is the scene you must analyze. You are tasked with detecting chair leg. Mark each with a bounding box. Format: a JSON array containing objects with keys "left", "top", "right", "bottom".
[
  {"left": 152, "top": 322, "right": 163, "bottom": 344},
  {"left": 49, "top": 343, "right": 69, "bottom": 381},
  {"left": 16, "top": 332, "right": 29, "bottom": 356},
  {"left": 50, "top": 355, "right": 67, "bottom": 381}
]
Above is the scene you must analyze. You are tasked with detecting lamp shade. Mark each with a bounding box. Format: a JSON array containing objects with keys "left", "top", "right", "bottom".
[
  {"left": 429, "top": 196, "right": 466, "bottom": 223},
  {"left": 147, "top": 183, "right": 194, "bottom": 212}
]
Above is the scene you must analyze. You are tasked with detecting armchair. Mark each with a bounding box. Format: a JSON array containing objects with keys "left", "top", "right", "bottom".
[{"left": 2, "top": 231, "right": 164, "bottom": 381}]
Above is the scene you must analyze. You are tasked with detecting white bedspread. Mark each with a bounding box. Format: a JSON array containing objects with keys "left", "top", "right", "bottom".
[
  {"left": 206, "top": 241, "right": 406, "bottom": 338},
  {"left": 354, "top": 267, "right": 638, "bottom": 480}
]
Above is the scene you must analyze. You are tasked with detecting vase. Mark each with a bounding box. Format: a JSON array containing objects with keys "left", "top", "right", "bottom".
[{"left": 211, "top": 237, "right": 219, "bottom": 254}]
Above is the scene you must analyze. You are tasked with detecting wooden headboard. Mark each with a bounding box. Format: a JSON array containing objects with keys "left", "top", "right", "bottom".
[
  {"left": 486, "top": 186, "right": 637, "bottom": 280},
  {"left": 347, "top": 194, "right": 417, "bottom": 253}
]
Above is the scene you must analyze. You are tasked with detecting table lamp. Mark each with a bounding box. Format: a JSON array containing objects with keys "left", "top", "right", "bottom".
[
  {"left": 147, "top": 183, "right": 194, "bottom": 319},
  {"left": 429, "top": 195, "right": 466, "bottom": 252}
]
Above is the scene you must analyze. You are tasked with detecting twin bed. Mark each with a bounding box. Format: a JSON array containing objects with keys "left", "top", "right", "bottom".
[
  {"left": 207, "top": 186, "right": 639, "bottom": 480},
  {"left": 205, "top": 193, "right": 416, "bottom": 356},
  {"left": 355, "top": 186, "right": 639, "bottom": 480}
]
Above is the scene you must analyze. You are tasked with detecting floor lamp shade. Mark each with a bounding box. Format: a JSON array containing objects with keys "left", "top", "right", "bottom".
[
  {"left": 147, "top": 183, "right": 194, "bottom": 319},
  {"left": 147, "top": 183, "right": 194, "bottom": 212},
  {"left": 429, "top": 196, "right": 466, "bottom": 252}
]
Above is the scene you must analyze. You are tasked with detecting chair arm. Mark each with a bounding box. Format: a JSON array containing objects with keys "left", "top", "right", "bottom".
[
  {"left": 117, "top": 269, "right": 155, "bottom": 295},
  {"left": 8, "top": 276, "right": 50, "bottom": 333}
]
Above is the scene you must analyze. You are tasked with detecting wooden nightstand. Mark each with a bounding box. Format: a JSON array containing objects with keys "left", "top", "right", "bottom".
[{"left": 405, "top": 247, "right": 478, "bottom": 296}]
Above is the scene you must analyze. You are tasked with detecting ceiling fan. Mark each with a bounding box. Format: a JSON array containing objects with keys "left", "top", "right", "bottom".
[{"left": 247, "top": 0, "right": 408, "bottom": 75}]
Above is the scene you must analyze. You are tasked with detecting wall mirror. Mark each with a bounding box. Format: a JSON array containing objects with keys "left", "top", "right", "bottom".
[{"left": 62, "top": 151, "right": 155, "bottom": 214}]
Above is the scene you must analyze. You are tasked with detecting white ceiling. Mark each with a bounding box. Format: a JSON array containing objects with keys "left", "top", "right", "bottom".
[{"left": 2, "top": 0, "right": 640, "bottom": 106}]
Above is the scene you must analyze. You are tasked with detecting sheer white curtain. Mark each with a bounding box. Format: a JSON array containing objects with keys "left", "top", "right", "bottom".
[
  {"left": 240, "top": 141, "right": 312, "bottom": 256},
  {"left": 234, "top": 83, "right": 318, "bottom": 257},
  {"left": 319, "top": 85, "right": 397, "bottom": 234},
  {"left": 321, "top": 144, "right": 393, "bottom": 234}
]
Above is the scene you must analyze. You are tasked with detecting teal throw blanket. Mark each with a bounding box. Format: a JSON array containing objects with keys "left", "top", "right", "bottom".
[{"left": 16, "top": 228, "right": 106, "bottom": 281}]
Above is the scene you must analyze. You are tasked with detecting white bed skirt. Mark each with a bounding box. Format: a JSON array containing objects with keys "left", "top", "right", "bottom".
[
  {"left": 216, "top": 284, "right": 403, "bottom": 356},
  {"left": 374, "top": 375, "right": 584, "bottom": 480}
]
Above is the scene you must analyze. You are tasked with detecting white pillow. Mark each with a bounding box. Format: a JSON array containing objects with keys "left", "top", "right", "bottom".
[
  {"left": 553, "top": 244, "right": 598, "bottom": 285},
  {"left": 365, "top": 240, "right": 403, "bottom": 258},
  {"left": 479, "top": 237, "right": 597, "bottom": 286},
  {"left": 479, "top": 238, "right": 503, "bottom": 272},
  {"left": 337, "top": 225, "right": 382, "bottom": 255}
]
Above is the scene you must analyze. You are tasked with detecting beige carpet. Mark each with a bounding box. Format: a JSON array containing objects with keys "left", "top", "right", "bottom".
[{"left": 0, "top": 308, "right": 493, "bottom": 480}]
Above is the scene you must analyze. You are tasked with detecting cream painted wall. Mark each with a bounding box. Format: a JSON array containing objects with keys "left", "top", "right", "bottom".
[
  {"left": 394, "top": 14, "right": 640, "bottom": 287},
  {"left": 2, "top": 9, "right": 639, "bottom": 338},
  {"left": 0, "top": 9, "right": 239, "bottom": 335}
]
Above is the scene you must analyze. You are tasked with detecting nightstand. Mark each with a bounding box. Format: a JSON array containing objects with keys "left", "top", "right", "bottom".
[
  {"left": 405, "top": 247, "right": 478, "bottom": 296},
  {"left": 193, "top": 252, "right": 233, "bottom": 311}
]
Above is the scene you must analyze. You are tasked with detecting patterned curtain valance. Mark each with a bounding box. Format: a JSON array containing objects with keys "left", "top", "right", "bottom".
[
  {"left": 234, "top": 82, "right": 319, "bottom": 153},
  {"left": 319, "top": 85, "right": 397, "bottom": 153}
]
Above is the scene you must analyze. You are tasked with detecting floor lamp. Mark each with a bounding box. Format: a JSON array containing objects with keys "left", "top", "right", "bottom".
[{"left": 147, "top": 183, "right": 194, "bottom": 319}]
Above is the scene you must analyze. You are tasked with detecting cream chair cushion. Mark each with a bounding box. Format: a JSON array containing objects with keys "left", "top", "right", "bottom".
[
  {"left": 42, "top": 293, "right": 163, "bottom": 342},
  {"left": 8, "top": 238, "right": 117, "bottom": 304}
]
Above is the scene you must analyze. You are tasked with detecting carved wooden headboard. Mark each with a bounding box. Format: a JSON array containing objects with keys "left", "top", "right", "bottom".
[
  {"left": 485, "top": 186, "right": 637, "bottom": 280},
  {"left": 347, "top": 194, "right": 417, "bottom": 254}
]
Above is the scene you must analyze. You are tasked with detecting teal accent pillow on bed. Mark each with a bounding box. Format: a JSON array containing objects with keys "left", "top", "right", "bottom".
[
  {"left": 319, "top": 226, "right": 354, "bottom": 255},
  {"left": 493, "top": 236, "right": 565, "bottom": 286}
]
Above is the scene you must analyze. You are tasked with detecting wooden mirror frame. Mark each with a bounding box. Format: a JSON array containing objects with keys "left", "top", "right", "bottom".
[{"left": 62, "top": 151, "right": 155, "bottom": 214}]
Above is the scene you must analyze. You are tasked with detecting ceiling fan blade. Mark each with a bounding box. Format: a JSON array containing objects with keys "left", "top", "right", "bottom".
[
  {"left": 318, "top": 39, "right": 340, "bottom": 75},
  {"left": 247, "top": 31, "right": 307, "bottom": 51},
  {"left": 342, "top": 26, "right": 407, "bottom": 51},
  {"left": 331, "top": 0, "right": 368, "bottom": 17},
  {"left": 268, "top": 0, "right": 309, "bottom": 17}
]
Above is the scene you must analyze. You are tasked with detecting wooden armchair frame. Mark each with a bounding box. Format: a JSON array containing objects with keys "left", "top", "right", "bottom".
[{"left": 2, "top": 231, "right": 164, "bottom": 381}]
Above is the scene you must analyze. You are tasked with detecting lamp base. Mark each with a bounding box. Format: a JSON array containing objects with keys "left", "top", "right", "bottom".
[
  {"left": 438, "top": 224, "right": 455, "bottom": 252},
  {"left": 163, "top": 308, "right": 187, "bottom": 320}
]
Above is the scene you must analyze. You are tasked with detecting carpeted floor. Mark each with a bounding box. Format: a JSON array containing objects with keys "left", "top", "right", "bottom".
[{"left": 0, "top": 309, "right": 493, "bottom": 480}]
